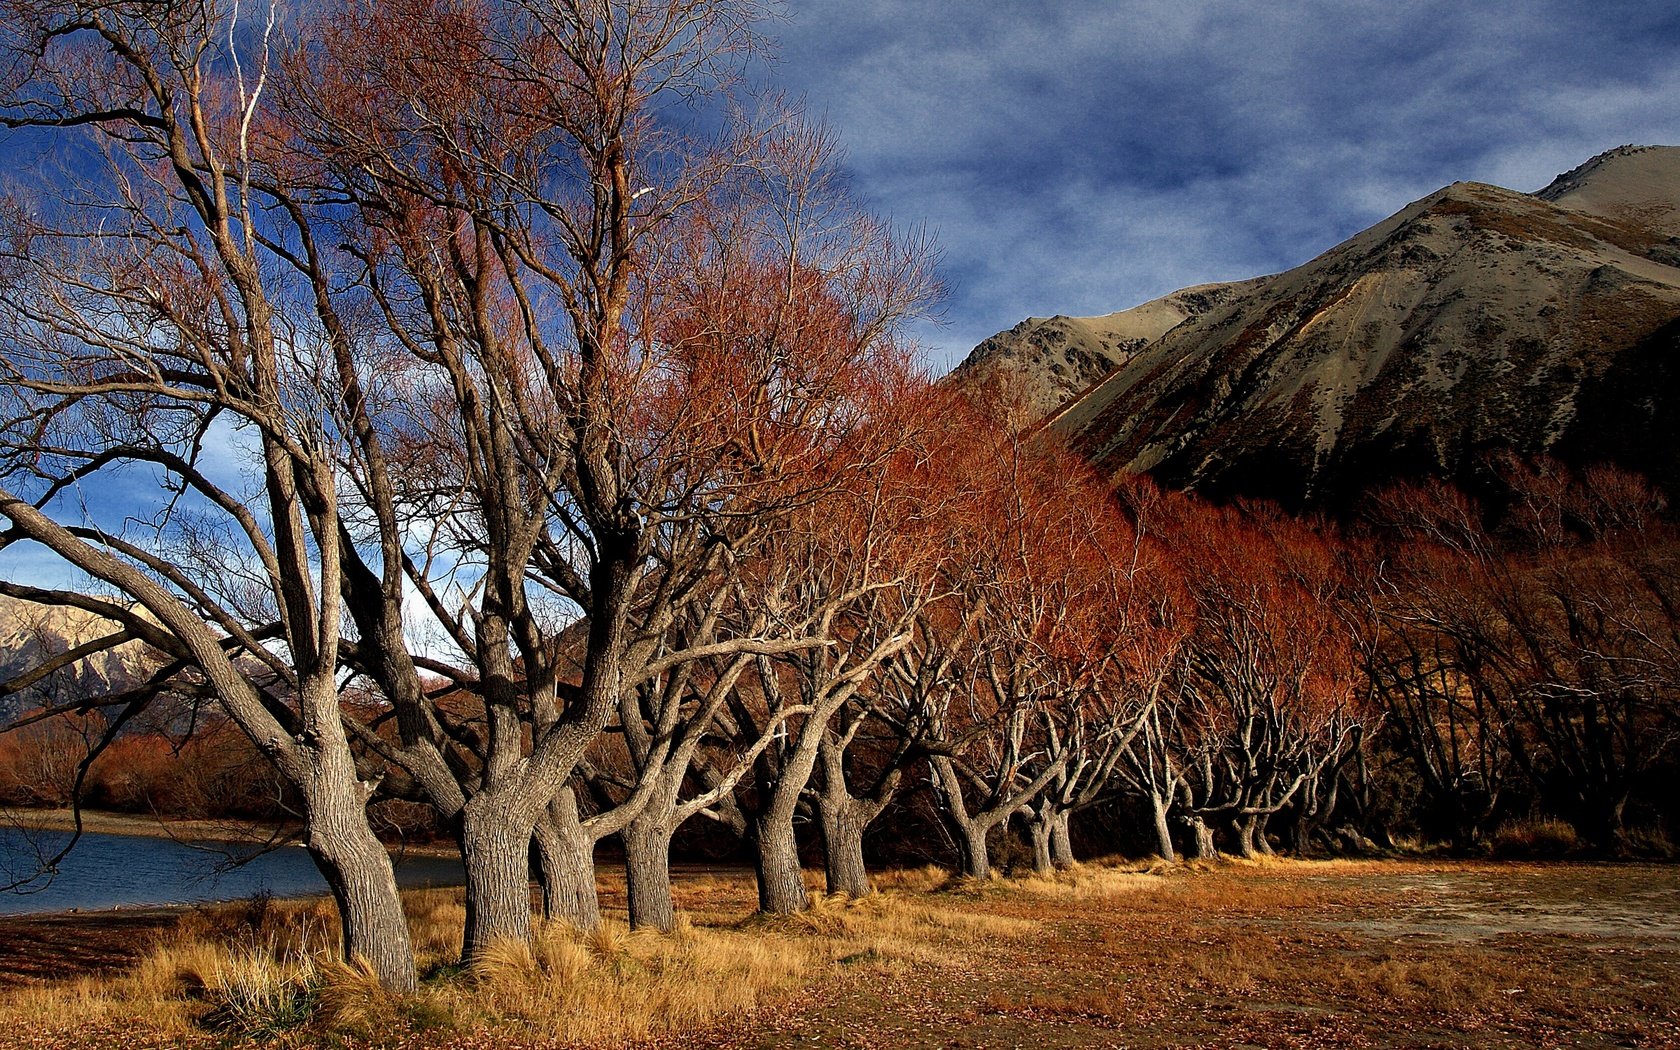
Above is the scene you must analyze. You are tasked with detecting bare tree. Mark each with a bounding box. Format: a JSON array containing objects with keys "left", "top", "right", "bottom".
[
  {"left": 2, "top": 0, "right": 937, "bottom": 977},
  {"left": 1367, "top": 461, "right": 1680, "bottom": 849},
  {"left": 1152, "top": 501, "right": 1369, "bottom": 859},
  {"left": 0, "top": 0, "right": 421, "bottom": 988},
  {"left": 912, "top": 426, "right": 1116, "bottom": 879},
  {"left": 272, "top": 0, "right": 936, "bottom": 951}
]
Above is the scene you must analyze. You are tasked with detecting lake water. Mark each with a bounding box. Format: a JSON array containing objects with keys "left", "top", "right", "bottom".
[{"left": 0, "top": 827, "right": 464, "bottom": 915}]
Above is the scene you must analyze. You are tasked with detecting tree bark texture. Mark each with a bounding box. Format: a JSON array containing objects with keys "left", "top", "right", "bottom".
[
  {"left": 1150, "top": 796, "right": 1177, "bottom": 862},
  {"left": 623, "top": 813, "right": 678, "bottom": 932},
  {"left": 816, "top": 791, "right": 873, "bottom": 897},
  {"left": 958, "top": 822, "right": 992, "bottom": 880},
  {"left": 1186, "top": 814, "right": 1217, "bottom": 860},
  {"left": 753, "top": 813, "right": 809, "bottom": 914},
  {"left": 533, "top": 802, "right": 600, "bottom": 931},
  {"left": 460, "top": 803, "right": 534, "bottom": 959},
  {"left": 1027, "top": 817, "right": 1055, "bottom": 876},
  {"left": 1232, "top": 815, "right": 1258, "bottom": 859},
  {"left": 302, "top": 779, "right": 417, "bottom": 993},
  {"left": 1050, "top": 810, "right": 1076, "bottom": 868}
]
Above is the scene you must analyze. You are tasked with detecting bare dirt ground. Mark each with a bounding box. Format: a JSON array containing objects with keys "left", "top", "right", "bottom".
[
  {"left": 0, "top": 859, "right": 1675, "bottom": 1049},
  {"left": 686, "top": 860, "right": 1680, "bottom": 1050},
  {"left": 0, "top": 907, "right": 181, "bottom": 988}
]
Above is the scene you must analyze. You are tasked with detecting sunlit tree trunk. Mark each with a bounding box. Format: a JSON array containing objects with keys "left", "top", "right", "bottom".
[
  {"left": 1231, "top": 815, "right": 1258, "bottom": 859},
  {"left": 623, "top": 812, "right": 678, "bottom": 932},
  {"left": 1185, "top": 814, "right": 1217, "bottom": 859},
  {"left": 754, "top": 811, "right": 809, "bottom": 914},
  {"left": 1050, "top": 810, "right": 1076, "bottom": 868},
  {"left": 300, "top": 759, "right": 417, "bottom": 993},
  {"left": 1026, "top": 814, "right": 1055, "bottom": 876},
  {"left": 816, "top": 791, "right": 873, "bottom": 897},
  {"left": 1149, "top": 795, "right": 1177, "bottom": 861},
  {"left": 532, "top": 790, "right": 600, "bottom": 931},
  {"left": 460, "top": 796, "right": 534, "bottom": 958}
]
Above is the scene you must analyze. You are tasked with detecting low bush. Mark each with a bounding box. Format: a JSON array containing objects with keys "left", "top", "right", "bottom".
[{"left": 1488, "top": 815, "right": 1581, "bottom": 858}]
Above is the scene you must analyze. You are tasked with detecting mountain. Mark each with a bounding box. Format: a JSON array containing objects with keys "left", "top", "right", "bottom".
[
  {"left": 948, "top": 281, "right": 1258, "bottom": 422},
  {"left": 0, "top": 596, "right": 156, "bottom": 720},
  {"left": 967, "top": 145, "right": 1680, "bottom": 506}
]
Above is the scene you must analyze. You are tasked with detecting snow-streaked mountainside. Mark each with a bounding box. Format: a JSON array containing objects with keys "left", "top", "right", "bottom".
[
  {"left": 0, "top": 596, "right": 155, "bottom": 719},
  {"left": 962, "top": 145, "right": 1680, "bottom": 506}
]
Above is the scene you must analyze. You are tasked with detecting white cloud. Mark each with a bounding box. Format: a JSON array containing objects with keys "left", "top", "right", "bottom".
[{"left": 771, "top": 0, "right": 1680, "bottom": 371}]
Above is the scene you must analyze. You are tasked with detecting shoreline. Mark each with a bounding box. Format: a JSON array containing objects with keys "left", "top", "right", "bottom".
[{"left": 1, "top": 807, "right": 457, "bottom": 859}]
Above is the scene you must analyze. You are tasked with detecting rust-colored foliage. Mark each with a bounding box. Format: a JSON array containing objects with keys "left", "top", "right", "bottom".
[{"left": 1366, "top": 456, "right": 1680, "bottom": 848}]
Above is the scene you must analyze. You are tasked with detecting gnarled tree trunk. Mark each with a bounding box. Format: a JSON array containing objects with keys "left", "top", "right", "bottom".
[
  {"left": 816, "top": 792, "right": 873, "bottom": 897},
  {"left": 532, "top": 790, "right": 599, "bottom": 931},
  {"left": 460, "top": 798, "right": 534, "bottom": 958},
  {"left": 623, "top": 811, "right": 678, "bottom": 932},
  {"left": 754, "top": 812, "right": 808, "bottom": 914},
  {"left": 1149, "top": 795, "right": 1177, "bottom": 861},
  {"left": 1231, "top": 815, "right": 1258, "bottom": 859},
  {"left": 958, "top": 822, "right": 992, "bottom": 880},
  {"left": 1026, "top": 814, "right": 1055, "bottom": 876},
  {"left": 1185, "top": 814, "right": 1217, "bottom": 859},
  {"left": 302, "top": 774, "right": 417, "bottom": 993},
  {"left": 1049, "top": 810, "right": 1075, "bottom": 868}
]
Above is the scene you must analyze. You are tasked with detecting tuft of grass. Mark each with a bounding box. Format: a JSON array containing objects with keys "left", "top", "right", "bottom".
[
  {"left": 1490, "top": 816, "right": 1580, "bottom": 858},
  {"left": 434, "top": 917, "right": 815, "bottom": 1042},
  {"left": 0, "top": 896, "right": 335, "bottom": 1046},
  {"left": 404, "top": 887, "right": 466, "bottom": 969},
  {"left": 1187, "top": 937, "right": 1283, "bottom": 994},
  {"left": 1005, "top": 860, "right": 1164, "bottom": 901},
  {"left": 870, "top": 863, "right": 955, "bottom": 894},
  {"left": 1334, "top": 950, "right": 1502, "bottom": 1012},
  {"left": 315, "top": 954, "right": 404, "bottom": 1036},
  {"left": 200, "top": 945, "right": 319, "bottom": 1039}
]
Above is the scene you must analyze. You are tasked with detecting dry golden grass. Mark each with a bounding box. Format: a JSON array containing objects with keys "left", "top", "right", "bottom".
[
  {"left": 1489, "top": 815, "right": 1581, "bottom": 857},
  {"left": 0, "top": 915, "right": 326, "bottom": 1044},
  {"left": 0, "top": 868, "right": 1047, "bottom": 1048},
  {"left": 869, "top": 862, "right": 954, "bottom": 894},
  {"left": 1332, "top": 951, "right": 1505, "bottom": 1013},
  {"left": 423, "top": 916, "right": 817, "bottom": 1044},
  {"left": 9, "top": 858, "right": 1674, "bottom": 1049},
  {"left": 1002, "top": 859, "right": 1166, "bottom": 901}
]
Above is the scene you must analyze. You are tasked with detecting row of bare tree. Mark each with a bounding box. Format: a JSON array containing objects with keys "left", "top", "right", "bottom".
[
  {"left": 0, "top": 0, "right": 954, "bottom": 990},
  {"left": 1360, "top": 458, "right": 1680, "bottom": 852},
  {"left": 1, "top": 0, "right": 1675, "bottom": 996}
]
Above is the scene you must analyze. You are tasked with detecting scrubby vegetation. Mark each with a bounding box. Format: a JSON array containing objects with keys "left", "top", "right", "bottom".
[{"left": 0, "top": 869, "right": 1043, "bottom": 1047}]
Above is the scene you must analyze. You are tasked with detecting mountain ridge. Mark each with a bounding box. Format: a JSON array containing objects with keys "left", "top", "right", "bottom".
[{"left": 960, "top": 145, "right": 1680, "bottom": 507}]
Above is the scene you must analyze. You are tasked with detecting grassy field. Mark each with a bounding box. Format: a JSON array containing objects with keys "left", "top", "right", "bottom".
[{"left": 0, "top": 858, "right": 1675, "bottom": 1049}]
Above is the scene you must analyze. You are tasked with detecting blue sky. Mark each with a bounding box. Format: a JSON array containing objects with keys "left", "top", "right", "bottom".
[
  {"left": 5, "top": 0, "right": 1677, "bottom": 600},
  {"left": 765, "top": 0, "right": 1680, "bottom": 372}
]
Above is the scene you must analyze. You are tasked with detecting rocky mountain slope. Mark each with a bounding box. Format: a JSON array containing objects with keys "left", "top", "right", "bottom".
[
  {"left": 969, "top": 145, "right": 1680, "bottom": 506},
  {"left": 949, "top": 281, "right": 1257, "bottom": 422},
  {"left": 0, "top": 596, "right": 156, "bottom": 721}
]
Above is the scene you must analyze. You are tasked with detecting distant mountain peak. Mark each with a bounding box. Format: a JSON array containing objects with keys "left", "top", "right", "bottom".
[
  {"left": 955, "top": 146, "right": 1680, "bottom": 508},
  {"left": 0, "top": 595, "right": 157, "bottom": 719},
  {"left": 1536, "top": 143, "right": 1670, "bottom": 198},
  {"left": 1533, "top": 144, "right": 1680, "bottom": 239},
  {"left": 949, "top": 281, "right": 1260, "bottom": 420}
]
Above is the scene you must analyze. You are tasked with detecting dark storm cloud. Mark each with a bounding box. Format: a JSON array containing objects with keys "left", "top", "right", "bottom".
[{"left": 768, "top": 0, "right": 1680, "bottom": 368}]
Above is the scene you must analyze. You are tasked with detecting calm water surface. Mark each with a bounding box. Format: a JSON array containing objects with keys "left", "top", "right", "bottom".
[{"left": 0, "top": 828, "right": 463, "bottom": 915}]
